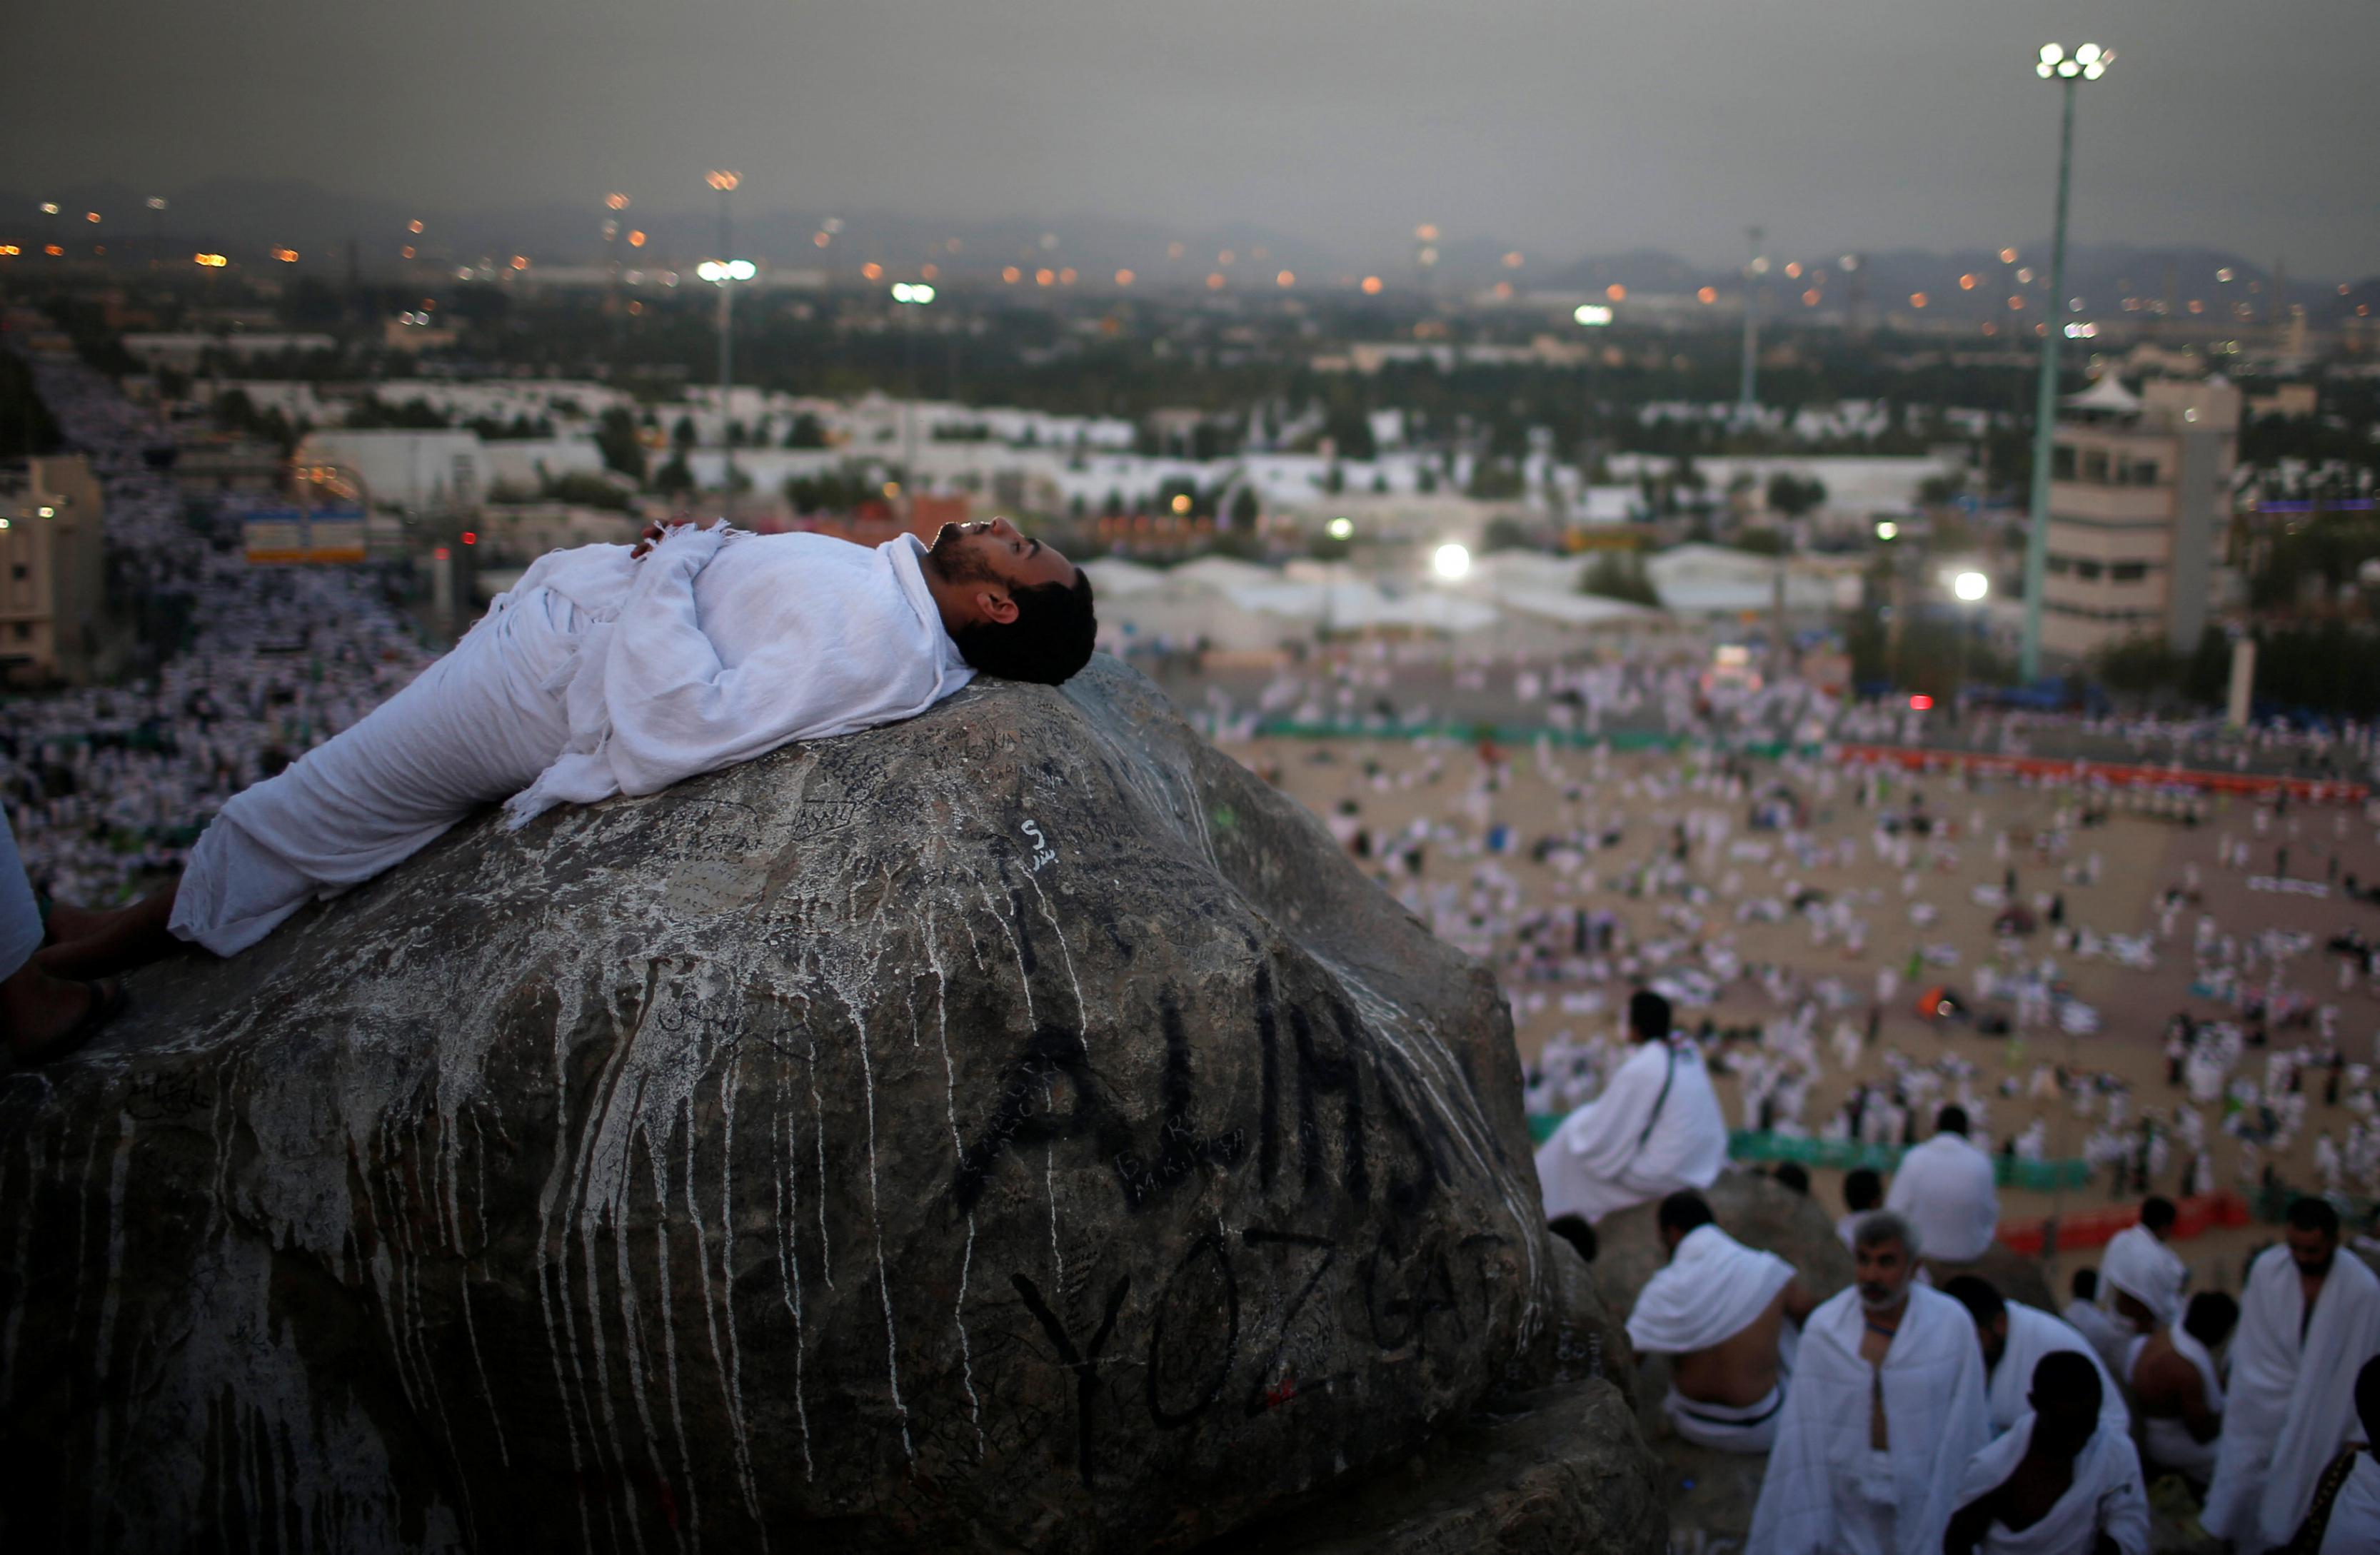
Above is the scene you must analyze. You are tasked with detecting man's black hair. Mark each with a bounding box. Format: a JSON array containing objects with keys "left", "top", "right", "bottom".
[
  {"left": 1657, "top": 1189, "right": 1715, "bottom": 1237},
  {"left": 2139, "top": 1196, "right": 2177, "bottom": 1234},
  {"left": 2182, "top": 1290, "right": 2239, "bottom": 1348},
  {"left": 1844, "top": 1167, "right": 1884, "bottom": 1212},
  {"left": 2032, "top": 1349, "right": 2102, "bottom": 1410},
  {"left": 1548, "top": 1213, "right": 1597, "bottom": 1265},
  {"left": 950, "top": 569, "right": 1097, "bottom": 685},
  {"left": 1942, "top": 1274, "right": 2006, "bottom": 1327},
  {"left": 2070, "top": 1267, "right": 2098, "bottom": 1302},
  {"left": 1772, "top": 1162, "right": 1810, "bottom": 1195},
  {"left": 1936, "top": 1104, "right": 1969, "bottom": 1137},
  {"left": 1629, "top": 988, "right": 1673, "bottom": 1042},
  {"left": 2286, "top": 1196, "right": 2342, "bottom": 1238}
]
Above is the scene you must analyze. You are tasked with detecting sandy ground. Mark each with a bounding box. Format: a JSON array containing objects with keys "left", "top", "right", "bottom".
[{"left": 1240, "top": 731, "right": 2380, "bottom": 1299}]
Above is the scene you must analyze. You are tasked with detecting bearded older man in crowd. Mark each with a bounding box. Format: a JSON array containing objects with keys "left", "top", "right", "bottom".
[
  {"left": 2204, "top": 1197, "right": 2380, "bottom": 1551},
  {"left": 1748, "top": 1210, "right": 1989, "bottom": 1555}
]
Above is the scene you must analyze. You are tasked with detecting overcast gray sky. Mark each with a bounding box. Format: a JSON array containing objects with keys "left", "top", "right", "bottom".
[{"left": 15, "top": 0, "right": 2378, "bottom": 275}]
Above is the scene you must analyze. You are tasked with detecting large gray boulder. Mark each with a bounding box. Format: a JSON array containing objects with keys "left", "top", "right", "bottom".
[{"left": 0, "top": 658, "right": 1640, "bottom": 1554}]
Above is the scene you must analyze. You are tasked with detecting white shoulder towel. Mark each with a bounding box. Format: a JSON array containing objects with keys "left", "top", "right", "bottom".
[
  {"left": 1882, "top": 1132, "right": 1999, "bottom": 1263},
  {"left": 1747, "top": 1282, "right": 1992, "bottom": 1555},
  {"left": 1987, "top": 1302, "right": 2129, "bottom": 1439},
  {"left": 1952, "top": 1413, "right": 2150, "bottom": 1555},
  {"left": 2098, "top": 1224, "right": 2186, "bottom": 1327},
  {"left": 1627, "top": 1224, "right": 1796, "bottom": 1354},
  {"left": 2316, "top": 1451, "right": 2380, "bottom": 1555},
  {"left": 504, "top": 528, "right": 974, "bottom": 825},
  {"left": 1533, "top": 1039, "right": 1727, "bottom": 1224},
  {"left": 2202, "top": 1244, "right": 2380, "bottom": 1551},
  {"left": 2061, "top": 1298, "right": 2135, "bottom": 1379}
]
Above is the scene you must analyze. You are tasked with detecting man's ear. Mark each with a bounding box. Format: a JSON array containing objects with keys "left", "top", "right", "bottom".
[{"left": 976, "top": 586, "right": 1019, "bottom": 625}]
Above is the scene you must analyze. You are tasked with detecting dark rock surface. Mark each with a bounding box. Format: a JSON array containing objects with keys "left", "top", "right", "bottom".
[
  {"left": 0, "top": 657, "right": 1625, "bottom": 1554},
  {"left": 1923, "top": 1242, "right": 2054, "bottom": 1314}
]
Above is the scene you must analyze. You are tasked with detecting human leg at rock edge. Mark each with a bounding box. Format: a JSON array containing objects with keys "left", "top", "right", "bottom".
[{"left": 0, "top": 805, "right": 124, "bottom": 1064}]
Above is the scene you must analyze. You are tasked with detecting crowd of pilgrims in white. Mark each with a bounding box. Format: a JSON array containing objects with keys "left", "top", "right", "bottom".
[
  {"left": 1276, "top": 722, "right": 2380, "bottom": 1208},
  {"left": 1, "top": 362, "right": 434, "bottom": 907}
]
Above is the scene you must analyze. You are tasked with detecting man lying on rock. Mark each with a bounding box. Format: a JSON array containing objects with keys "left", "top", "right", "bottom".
[{"left": 20, "top": 516, "right": 1093, "bottom": 1037}]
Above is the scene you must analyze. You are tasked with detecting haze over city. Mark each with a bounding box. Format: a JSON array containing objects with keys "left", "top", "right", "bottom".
[{"left": 14, "top": 0, "right": 2380, "bottom": 274}]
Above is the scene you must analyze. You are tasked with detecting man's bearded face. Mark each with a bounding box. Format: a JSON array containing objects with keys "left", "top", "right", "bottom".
[
  {"left": 928, "top": 520, "right": 1002, "bottom": 585},
  {"left": 2287, "top": 1225, "right": 2338, "bottom": 1277},
  {"left": 1855, "top": 1238, "right": 1914, "bottom": 1310}
]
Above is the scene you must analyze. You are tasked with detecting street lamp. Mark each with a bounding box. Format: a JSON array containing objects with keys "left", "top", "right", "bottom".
[
  {"left": 144, "top": 197, "right": 166, "bottom": 269},
  {"left": 705, "top": 172, "right": 742, "bottom": 493},
  {"left": 1432, "top": 543, "right": 1471, "bottom": 580},
  {"left": 1952, "top": 569, "right": 1990, "bottom": 716},
  {"left": 2019, "top": 41, "right": 2114, "bottom": 681},
  {"left": 892, "top": 280, "right": 936, "bottom": 522}
]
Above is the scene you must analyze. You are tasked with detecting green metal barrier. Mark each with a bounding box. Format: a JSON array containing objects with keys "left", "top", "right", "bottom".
[{"left": 1521, "top": 1116, "right": 2091, "bottom": 1190}]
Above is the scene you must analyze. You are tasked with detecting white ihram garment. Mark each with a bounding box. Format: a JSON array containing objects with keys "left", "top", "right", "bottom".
[
  {"left": 1883, "top": 1132, "right": 1999, "bottom": 1262},
  {"left": 2062, "top": 1298, "right": 2135, "bottom": 1379},
  {"left": 1747, "top": 1283, "right": 1991, "bottom": 1555},
  {"left": 2124, "top": 1327, "right": 2222, "bottom": 1477},
  {"left": 2201, "top": 1244, "right": 2380, "bottom": 1551},
  {"left": 1533, "top": 1039, "right": 1727, "bottom": 1224},
  {"left": 2316, "top": 1452, "right": 2380, "bottom": 1554},
  {"left": 171, "top": 530, "right": 970, "bottom": 955},
  {"left": 1625, "top": 1224, "right": 1797, "bottom": 1452},
  {"left": 1952, "top": 1414, "right": 2150, "bottom": 1555},
  {"left": 2098, "top": 1224, "right": 2186, "bottom": 1327},
  {"left": 1986, "top": 1302, "right": 2129, "bottom": 1440}
]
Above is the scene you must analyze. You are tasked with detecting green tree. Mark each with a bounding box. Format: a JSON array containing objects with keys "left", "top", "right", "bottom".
[
  {"left": 653, "top": 452, "right": 694, "bottom": 494},
  {"left": 673, "top": 414, "right": 698, "bottom": 451},
  {"left": 595, "top": 406, "right": 646, "bottom": 483},
  {"left": 1227, "top": 487, "right": 1261, "bottom": 530},
  {"left": 541, "top": 470, "right": 635, "bottom": 511},
  {"left": 1765, "top": 471, "right": 1827, "bottom": 518},
  {"left": 782, "top": 412, "right": 828, "bottom": 448},
  {"left": 2091, "top": 634, "right": 2182, "bottom": 697},
  {"left": 1581, "top": 551, "right": 1661, "bottom": 607}
]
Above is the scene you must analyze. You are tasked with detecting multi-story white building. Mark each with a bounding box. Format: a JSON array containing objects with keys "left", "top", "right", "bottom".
[
  {"left": 2038, "top": 376, "right": 2241, "bottom": 660},
  {"left": 0, "top": 456, "right": 109, "bottom": 683}
]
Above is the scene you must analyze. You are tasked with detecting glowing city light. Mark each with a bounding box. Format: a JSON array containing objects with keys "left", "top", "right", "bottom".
[
  {"left": 1954, "top": 570, "right": 1990, "bottom": 602},
  {"left": 1574, "top": 304, "right": 1613, "bottom": 326},
  {"left": 705, "top": 170, "right": 741, "bottom": 192},
  {"left": 1432, "top": 543, "right": 1472, "bottom": 580},
  {"left": 1360, "top": 276, "right": 1384, "bottom": 295},
  {"left": 192, "top": 252, "right": 227, "bottom": 268},
  {"left": 1327, "top": 517, "right": 1354, "bottom": 540},
  {"left": 1875, "top": 520, "right": 1899, "bottom": 540},
  {"left": 890, "top": 281, "right": 934, "bottom": 303},
  {"left": 1909, "top": 694, "right": 1934, "bottom": 710},
  {"left": 605, "top": 193, "right": 630, "bottom": 211},
  {"left": 1114, "top": 268, "right": 1135, "bottom": 286},
  {"left": 1170, "top": 494, "right": 1192, "bottom": 515}
]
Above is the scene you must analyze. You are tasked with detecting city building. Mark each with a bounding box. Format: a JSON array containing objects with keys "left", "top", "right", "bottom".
[
  {"left": 0, "top": 456, "right": 109, "bottom": 683},
  {"left": 2038, "top": 376, "right": 2241, "bottom": 659}
]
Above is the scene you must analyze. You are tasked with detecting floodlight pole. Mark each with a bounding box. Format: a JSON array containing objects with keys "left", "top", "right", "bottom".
[{"left": 2019, "top": 78, "right": 2077, "bottom": 683}]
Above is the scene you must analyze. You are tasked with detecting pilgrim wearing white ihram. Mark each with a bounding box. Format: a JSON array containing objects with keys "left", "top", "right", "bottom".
[
  {"left": 168, "top": 520, "right": 1088, "bottom": 956},
  {"left": 1882, "top": 1110, "right": 1998, "bottom": 1263},
  {"left": 1535, "top": 991, "right": 1727, "bottom": 1224},
  {"left": 2099, "top": 1222, "right": 2186, "bottom": 1327},
  {"left": 2202, "top": 1231, "right": 2380, "bottom": 1551},
  {"left": 1747, "top": 1278, "right": 1989, "bottom": 1555},
  {"left": 1985, "top": 1302, "right": 2129, "bottom": 1439},
  {"left": 1625, "top": 1222, "right": 1798, "bottom": 1451},
  {"left": 1952, "top": 1412, "right": 2150, "bottom": 1555}
]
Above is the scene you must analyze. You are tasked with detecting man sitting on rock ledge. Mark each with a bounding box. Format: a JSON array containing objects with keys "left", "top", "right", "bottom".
[
  {"left": 1625, "top": 1189, "right": 1817, "bottom": 1452},
  {"left": 34, "top": 517, "right": 1093, "bottom": 981},
  {"left": 1534, "top": 989, "right": 1727, "bottom": 1224},
  {"left": 1748, "top": 1209, "right": 1989, "bottom": 1555}
]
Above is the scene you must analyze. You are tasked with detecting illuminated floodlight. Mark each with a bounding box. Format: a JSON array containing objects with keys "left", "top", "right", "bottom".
[
  {"left": 2074, "top": 43, "right": 2101, "bottom": 64},
  {"left": 696, "top": 261, "right": 725, "bottom": 281},
  {"left": 2039, "top": 44, "right": 2063, "bottom": 64},
  {"left": 1573, "top": 304, "right": 1613, "bottom": 326},
  {"left": 2062, "top": 321, "right": 2099, "bottom": 338},
  {"left": 910, "top": 281, "right": 933, "bottom": 303},
  {"left": 1874, "top": 520, "right": 1899, "bottom": 540},
  {"left": 1327, "top": 516, "right": 1354, "bottom": 540},
  {"left": 1432, "top": 543, "right": 1471, "bottom": 580},
  {"left": 727, "top": 259, "right": 757, "bottom": 281},
  {"left": 890, "top": 282, "right": 913, "bottom": 301},
  {"left": 1954, "top": 570, "right": 1989, "bottom": 602}
]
